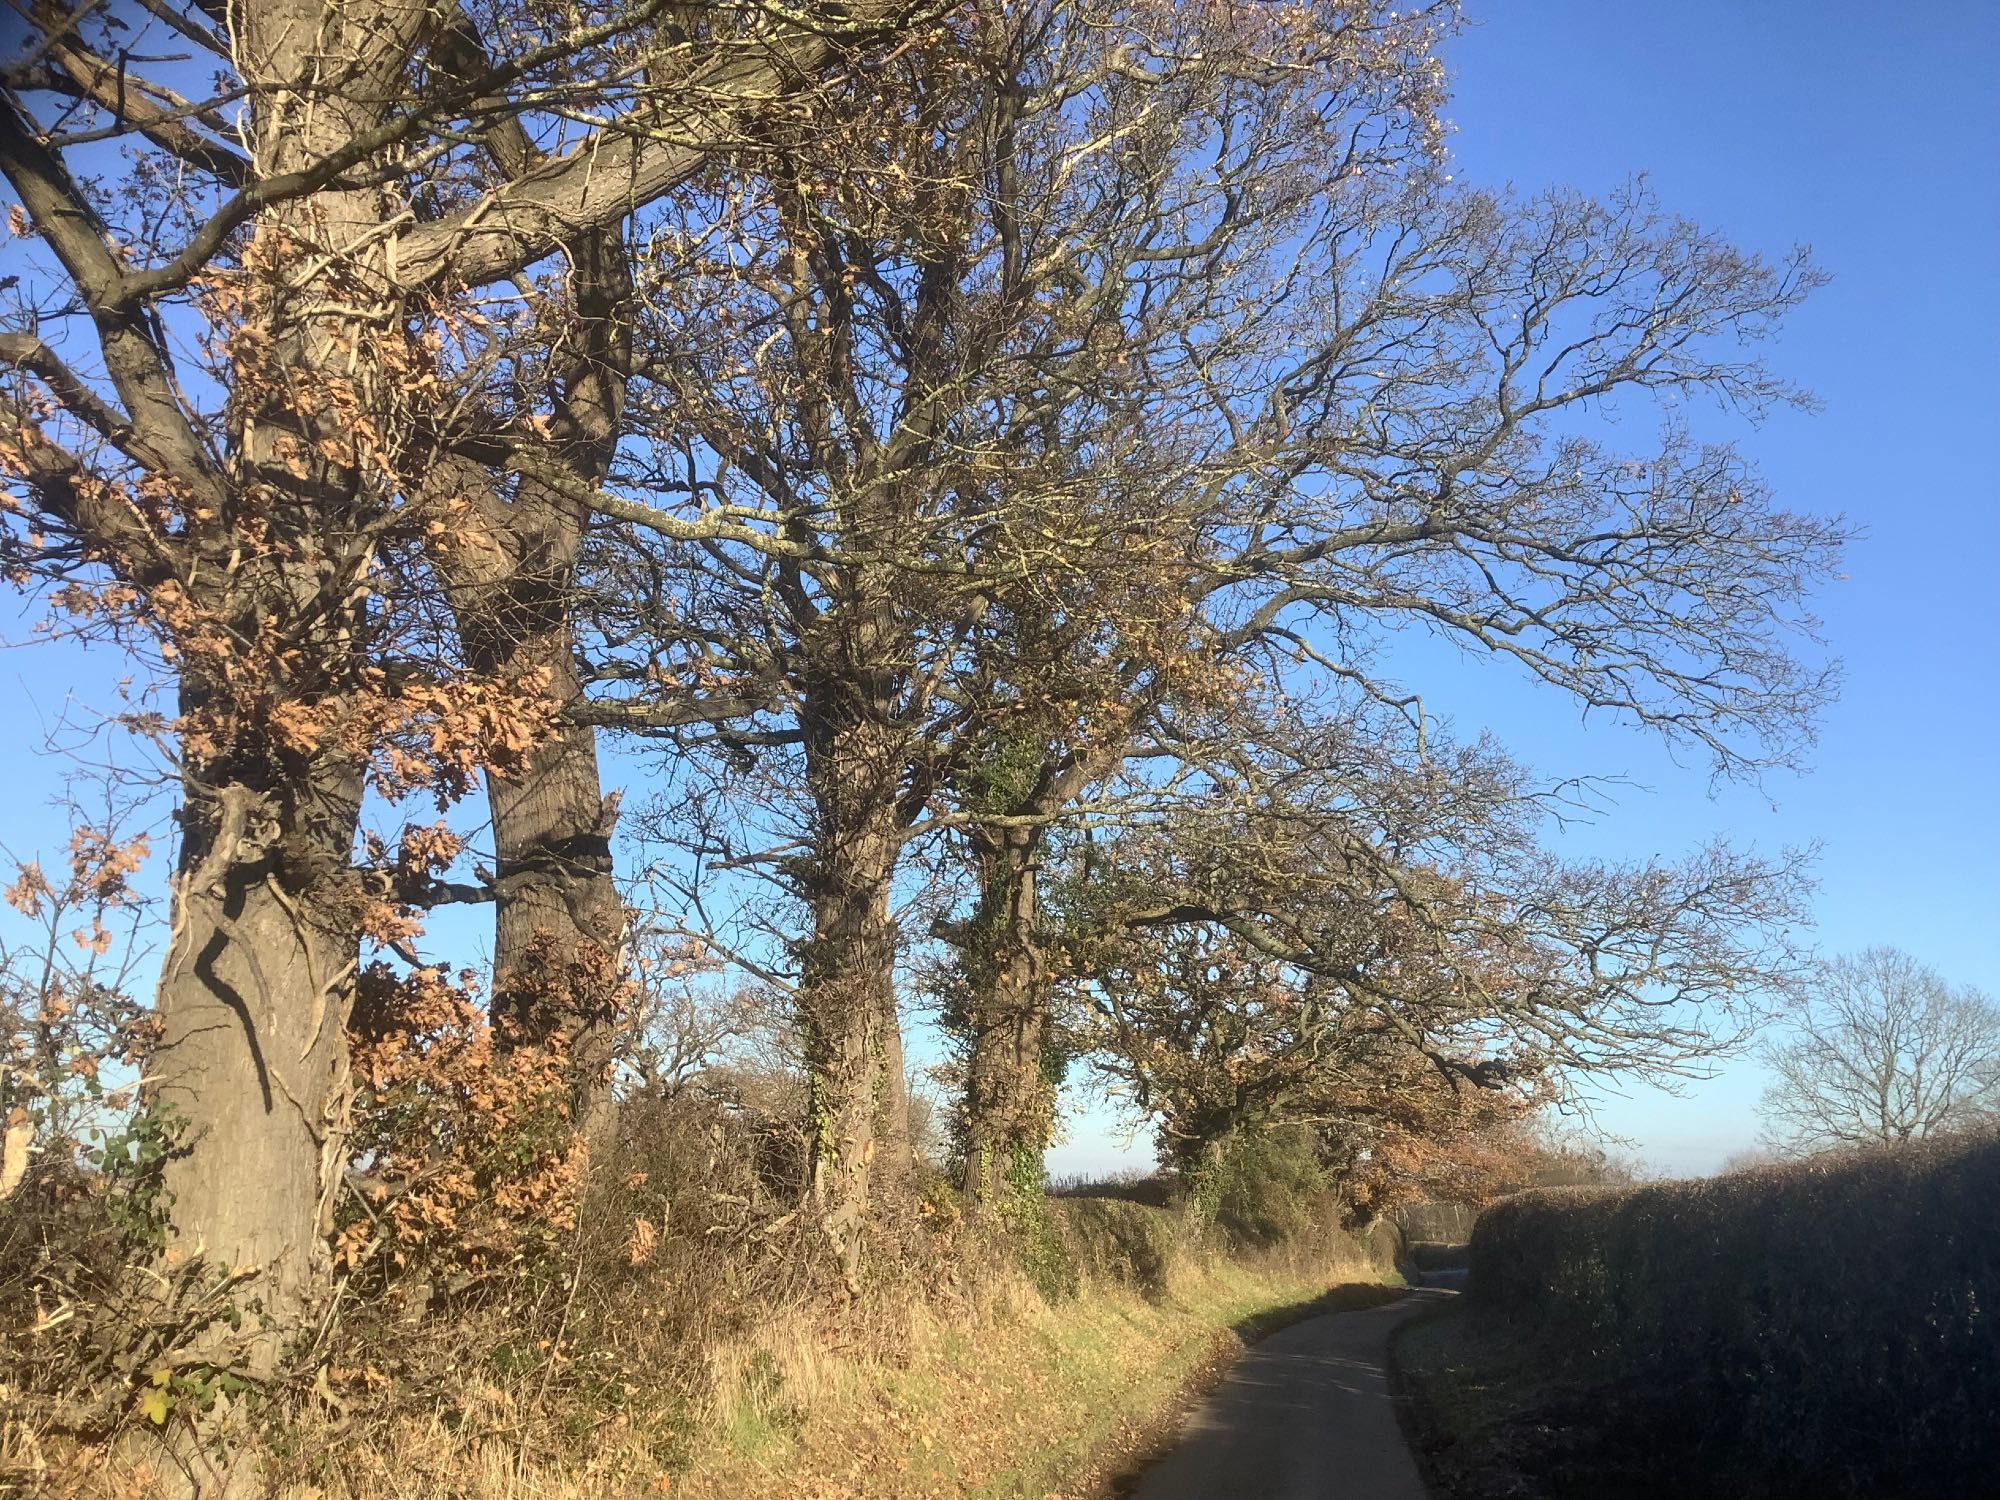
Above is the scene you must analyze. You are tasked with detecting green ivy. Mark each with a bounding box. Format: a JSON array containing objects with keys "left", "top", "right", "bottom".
[{"left": 91, "top": 1101, "right": 183, "bottom": 1254}]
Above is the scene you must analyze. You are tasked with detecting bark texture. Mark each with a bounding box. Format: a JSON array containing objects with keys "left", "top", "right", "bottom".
[
  {"left": 439, "top": 230, "right": 633, "bottom": 1146},
  {"left": 145, "top": 0, "right": 424, "bottom": 1358},
  {"left": 796, "top": 697, "right": 916, "bottom": 1276},
  {"left": 949, "top": 739, "right": 1120, "bottom": 1212},
  {"left": 154, "top": 747, "right": 363, "bottom": 1361},
  {"left": 485, "top": 694, "right": 626, "bottom": 1140},
  {"left": 957, "top": 824, "right": 1057, "bottom": 1210}
]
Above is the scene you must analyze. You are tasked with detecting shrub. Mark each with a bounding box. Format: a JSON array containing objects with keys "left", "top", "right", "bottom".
[
  {"left": 1467, "top": 1129, "right": 2000, "bottom": 1496},
  {"left": 1053, "top": 1197, "right": 1181, "bottom": 1299},
  {"left": 1206, "top": 1126, "right": 1332, "bottom": 1249}
]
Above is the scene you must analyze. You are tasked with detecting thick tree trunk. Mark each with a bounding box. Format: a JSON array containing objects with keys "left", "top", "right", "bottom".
[
  {"left": 484, "top": 628, "right": 626, "bottom": 1148},
  {"left": 958, "top": 827, "right": 1057, "bottom": 1212},
  {"left": 951, "top": 739, "right": 1119, "bottom": 1213},
  {"left": 1179, "top": 1129, "right": 1236, "bottom": 1222},
  {"left": 152, "top": 729, "right": 364, "bottom": 1372},
  {"left": 446, "top": 229, "right": 631, "bottom": 1148},
  {"left": 797, "top": 720, "right": 914, "bottom": 1279},
  {"left": 142, "top": 0, "right": 422, "bottom": 1375}
]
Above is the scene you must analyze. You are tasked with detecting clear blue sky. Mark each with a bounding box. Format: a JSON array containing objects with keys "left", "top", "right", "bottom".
[
  {"left": 1051, "top": 0, "right": 2000, "bottom": 1179},
  {"left": 4, "top": 2, "right": 1996, "bottom": 1180}
]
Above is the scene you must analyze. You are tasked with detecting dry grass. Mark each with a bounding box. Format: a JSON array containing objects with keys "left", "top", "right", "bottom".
[
  {"left": 5, "top": 1163, "right": 1395, "bottom": 1498},
  {"left": 243, "top": 1235, "right": 1389, "bottom": 1500},
  {"left": 680, "top": 1236, "right": 1392, "bottom": 1500}
]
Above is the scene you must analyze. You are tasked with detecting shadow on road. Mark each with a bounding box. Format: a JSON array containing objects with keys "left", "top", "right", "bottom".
[{"left": 1232, "top": 1281, "right": 1412, "bottom": 1344}]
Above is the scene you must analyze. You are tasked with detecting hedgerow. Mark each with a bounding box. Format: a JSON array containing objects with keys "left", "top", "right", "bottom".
[{"left": 1468, "top": 1130, "right": 2000, "bottom": 1495}]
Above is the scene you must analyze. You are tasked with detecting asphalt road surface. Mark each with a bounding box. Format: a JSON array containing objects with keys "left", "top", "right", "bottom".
[{"left": 1130, "top": 1286, "right": 1453, "bottom": 1500}]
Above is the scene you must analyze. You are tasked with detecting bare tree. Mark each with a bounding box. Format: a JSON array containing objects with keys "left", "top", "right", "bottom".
[
  {"left": 564, "top": 0, "right": 1840, "bottom": 1266},
  {"left": 909, "top": 80, "right": 1852, "bottom": 1220},
  {"left": 1758, "top": 947, "right": 2000, "bottom": 1151},
  {"left": 583, "top": 0, "right": 1454, "bottom": 1265},
  {"left": 1054, "top": 697, "right": 1811, "bottom": 1162},
  {"left": 1076, "top": 912, "right": 1542, "bottom": 1188}
]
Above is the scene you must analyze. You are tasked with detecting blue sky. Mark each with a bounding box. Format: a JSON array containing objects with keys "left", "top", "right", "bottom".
[
  {"left": 1434, "top": 0, "right": 2000, "bottom": 1170},
  {"left": 5, "top": 2, "right": 1996, "bottom": 1180},
  {"left": 1051, "top": 0, "right": 2000, "bottom": 1178}
]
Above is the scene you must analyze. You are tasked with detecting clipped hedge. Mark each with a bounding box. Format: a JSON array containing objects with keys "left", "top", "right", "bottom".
[{"left": 1468, "top": 1130, "right": 2000, "bottom": 1495}]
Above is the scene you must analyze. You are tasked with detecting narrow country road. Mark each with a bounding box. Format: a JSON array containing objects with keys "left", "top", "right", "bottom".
[{"left": 1131, "top": 1286, "right": 1454, "bottom": 1500}]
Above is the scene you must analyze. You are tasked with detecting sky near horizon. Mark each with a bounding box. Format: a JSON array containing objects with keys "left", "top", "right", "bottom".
[{"left": 3, "top": 3, "right": 1996, "bottom": 1180}]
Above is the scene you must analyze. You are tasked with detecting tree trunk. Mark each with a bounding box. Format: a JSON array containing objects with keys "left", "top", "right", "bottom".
[
  {"left": 484, "top": 630, "right": 626, "bottom": 1149},
  {"left": 958, "top": 826, "right": 1057, "bottom": 1213},
  {"left": 470, "top": 232, "right": 632, "bottom": 1152},
  {"left": 442, "top": 229, "right": 631, "bottom": 1147},
  {"left": 143, "top": 0, "right": 423, "bottom": 1372},
  {"left": 441, "top": 539, "right": 628, "bottom": 1149},
  {"left": 796, "top": 718, "right": 913, "bottom": 1280},
  {"left": 1177, "top": 1127, "right": 1238, "bottom": 1226},
  {"left": 152, "top": 726, "right": 364, "bottom": 1372},
  {"left": 950, "top": 738, "right": 1120, "bottom": 1213}
]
